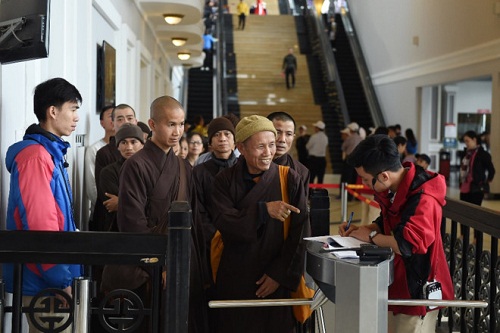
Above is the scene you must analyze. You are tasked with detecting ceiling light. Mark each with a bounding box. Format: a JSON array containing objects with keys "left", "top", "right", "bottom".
[
  {"left": 177, "top": 52, "right": 191, "bottom": 60},
  {"left": 171, "top": 38, "right": 187, "bottom": 47},
  {"left": 163, "top": 14, "right": 184, "bottom": 25}
]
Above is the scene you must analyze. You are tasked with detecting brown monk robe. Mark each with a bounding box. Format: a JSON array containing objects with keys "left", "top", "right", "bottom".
[
  {"left": 210, "top": 159, "right": 309, "bottom": 333},
  {"left": 118, "top": 96, "right": 209, "bottom": 333}
]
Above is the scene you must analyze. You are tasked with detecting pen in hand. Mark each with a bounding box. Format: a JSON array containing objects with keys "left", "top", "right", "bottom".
[{"left": 344, "top": 211, "right": 354, "bottom": 231}]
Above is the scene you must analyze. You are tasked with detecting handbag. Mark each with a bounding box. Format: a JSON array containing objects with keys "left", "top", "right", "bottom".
[{"left": 279, "top": 165, "right": 315, "bottom": 324}]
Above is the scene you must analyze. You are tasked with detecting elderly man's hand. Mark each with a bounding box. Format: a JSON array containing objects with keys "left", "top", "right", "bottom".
[
  {"left": 256, "top": 274, "right": 279, "bottom": 298},
  {"left": 266, "top": 201, "right": 300, "bottom": 221}
]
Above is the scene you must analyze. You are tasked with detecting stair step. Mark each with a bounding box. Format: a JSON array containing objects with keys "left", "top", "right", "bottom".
[{"left": 232, "top": 14, "right": 332, "bottom": 173}]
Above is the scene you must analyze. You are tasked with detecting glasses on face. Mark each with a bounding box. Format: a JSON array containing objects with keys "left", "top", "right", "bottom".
[{"left": 189, "top": 141, "right": 203, "bottom": 145}]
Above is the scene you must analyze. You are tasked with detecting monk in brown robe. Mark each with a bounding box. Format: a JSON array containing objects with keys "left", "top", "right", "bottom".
[
  {"left": 118, "top": 96, "right": 209, "bottom": 333},
  {"left": 210, "top": 115, "right": 309, "bottom": 333},
  {"left": 267, "top": 111, "right": 310, "bottom": 198},
  {"left": 93, "top": 104, "right": 137, "bottom": 231},
  {"left": 193, "top": 117, "right": 237, "bottom": 245},
  {"left": 99, "top": 123, "right": 144, "bottom": 232}
]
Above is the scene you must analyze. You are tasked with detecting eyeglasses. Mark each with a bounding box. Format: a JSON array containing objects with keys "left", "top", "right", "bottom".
[{"left": 189, "top": 141, "right": 203, "bottom": 145}]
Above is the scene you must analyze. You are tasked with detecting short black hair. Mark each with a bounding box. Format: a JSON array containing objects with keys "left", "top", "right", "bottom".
[
  {"left": 347, "top": 134, "right": 402, "bottom": 176},
  {"left": 462, "top": 130, "right": 481, "bottom": 144},
  {"left": 374, "top": 127, "right": 389, "bottom": 135},
  {"left": 267, "top": 111, "right": 296, "bottom": 131},
  {"left": 33, "top": 78, "right": 82, "bottom": 122},
  {"left": 111, "top": 104, "right": 135, "bottom": 121},
  {"left": 393, "top": 135, "right": 407, "bottom": 146},
  {"left": 100, "top": 105, "right": 115, "bottom": 120},
  {"left": 137, "top": 121, "right": 151, "bottom": 135}
]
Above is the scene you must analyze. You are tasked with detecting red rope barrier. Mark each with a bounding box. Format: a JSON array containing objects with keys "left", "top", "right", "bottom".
[
  {"left": 346, "top": 188, "right": 380, "bottom": 209},
  {"left": 308, "top": 184, "right": 340, "bottom": 189},
  {"left": 308, "top": 183, "right": 380, "bottom": 208}
]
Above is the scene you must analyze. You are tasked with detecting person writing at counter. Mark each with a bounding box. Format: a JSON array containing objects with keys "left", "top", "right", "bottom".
[{"left": 338, "top": 134, "right": 453, "bottom": 333}]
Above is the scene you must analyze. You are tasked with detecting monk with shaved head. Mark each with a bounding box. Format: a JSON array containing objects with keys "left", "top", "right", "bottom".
[{"left": 118, "top": 96, "right": 209, "bottom": 333}]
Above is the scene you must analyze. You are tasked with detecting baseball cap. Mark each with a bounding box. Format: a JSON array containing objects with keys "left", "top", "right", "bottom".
[
  {"left": 312, "top": 121, "right": 325, "bottom": 130},
  {"left": 347, "top": 122, "right": 359, "bottom": 132}
]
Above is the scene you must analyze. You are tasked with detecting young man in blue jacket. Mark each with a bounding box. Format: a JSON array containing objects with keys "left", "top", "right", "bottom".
[{"left": 4, "top": 77, "right": 83, "bottom": 332}]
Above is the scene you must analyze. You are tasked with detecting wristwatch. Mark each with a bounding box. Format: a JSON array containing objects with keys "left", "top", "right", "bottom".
[{"left": 369, "top": 230, "right": 379, "bottom": 243}]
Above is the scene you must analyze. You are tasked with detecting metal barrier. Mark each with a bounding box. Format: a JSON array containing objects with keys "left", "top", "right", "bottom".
[
  {"left": 73, "top": 278, "right": 91, "bottom": 333},
  {"left": 164, "top": 201, "right": 192, "bottom": 332},
  {"left": 334, "top": 182, "right": 498, "bottom": 332},
  {"left": 209, "top": 289, "right": 330, "bottom": 333},
  {"left": 209, "top": 240, "right": 488, "bottom": 333},
  {"left": 0, "top": 280, "right": 3, "bottom": 333},
  {"left": 0, "top": 201, "right": 192, "bottom": 333},
  {"left": 211, "top": 298, "right": 487, "bottom": 309}
]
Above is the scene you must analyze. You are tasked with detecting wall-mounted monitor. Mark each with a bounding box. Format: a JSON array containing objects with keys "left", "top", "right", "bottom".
[{"left": 0, "top": 0, "right": 50, "bottom": 64}]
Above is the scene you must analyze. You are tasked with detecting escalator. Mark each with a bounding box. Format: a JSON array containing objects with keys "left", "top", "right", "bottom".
[
  {"left": 298, "top": 4, "right": 385, "bottom": 172},
  {"left": 333, "top": 13, "right": 373, "bottom": 132},
  {"left": 186, "top": 67, "right": 213, "bottom": 125}
]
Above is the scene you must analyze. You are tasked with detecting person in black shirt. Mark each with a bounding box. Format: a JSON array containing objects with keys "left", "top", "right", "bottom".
[{"left": 282, "top": 48, "right": 297, "bottom": 89}]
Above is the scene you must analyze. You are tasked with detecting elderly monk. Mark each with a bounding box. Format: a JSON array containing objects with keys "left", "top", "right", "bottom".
[{"left": 209, "top": 115, "right": 310, "bottom": 333}]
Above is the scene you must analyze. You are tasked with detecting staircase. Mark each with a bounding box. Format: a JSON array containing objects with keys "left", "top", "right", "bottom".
[{"left": 232, "top": 14, "right": 332, "bottom": 172}]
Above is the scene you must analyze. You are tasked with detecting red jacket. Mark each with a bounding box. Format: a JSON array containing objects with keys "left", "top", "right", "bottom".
[{"left": 373, "top": 162, "right": 453, "bottom": 316}]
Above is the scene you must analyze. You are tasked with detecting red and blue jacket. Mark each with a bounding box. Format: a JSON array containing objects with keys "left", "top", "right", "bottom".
[
  {"left": 373, "top": 162, "right": 454, "bottom": 316},
  {"left": 3, "top": 124, "right": 82, "bottom": 296}
]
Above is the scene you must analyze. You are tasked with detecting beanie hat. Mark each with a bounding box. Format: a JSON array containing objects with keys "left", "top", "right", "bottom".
[
  {"left": 115, "top": 123, "right": 145, "bottom": 147},
  {"left": 235, "top": 115, "right": 277, "bottom": 143},
  {"left": 208, "top": 117, "right": 235, "bottom": 144}
]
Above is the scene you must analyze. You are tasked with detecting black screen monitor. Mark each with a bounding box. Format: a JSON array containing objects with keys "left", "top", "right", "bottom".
[{"left": 0, "top": 0, "right": 50, "bottom": 64}]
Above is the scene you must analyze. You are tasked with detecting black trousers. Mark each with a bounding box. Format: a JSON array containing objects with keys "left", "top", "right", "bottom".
[
  {"left": 238, "top": 14, "right": 246, "bottom": 29},
  {"left": 460, "top": 191, "right": 484, "bottom": 206},
  {"left": 285, "top": 67, "right": 295, "bottom": 88},
  {"left": 309, "top": 156, "right": 326, "bottom": 184}
]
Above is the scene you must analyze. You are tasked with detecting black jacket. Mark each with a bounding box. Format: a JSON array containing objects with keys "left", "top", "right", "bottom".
[{"left": 462, "top": 146, "right": 495, "bottom": 193}]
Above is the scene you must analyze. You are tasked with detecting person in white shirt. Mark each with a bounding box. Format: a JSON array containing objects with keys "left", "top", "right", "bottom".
[
  {"left": 306, "top": 120, "right": 329, "bottom": 183},
  {"left": 84, "top": 105, "right": 114, "bottom": 229}
]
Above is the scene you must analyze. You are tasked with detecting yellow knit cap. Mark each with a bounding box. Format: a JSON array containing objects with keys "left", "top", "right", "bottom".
[{"left": 235, "top": 115, "right": 277, "bottom": 143}]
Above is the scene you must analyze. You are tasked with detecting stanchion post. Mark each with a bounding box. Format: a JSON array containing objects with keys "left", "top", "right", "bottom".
[
  {"left": 341, "top": 182, "right": 348, "bottom": 223},
  {"left": 73, "top": 277, "right": 90, "bottom": 333},
  {"left": 164, "top": 201, "right": 192, "bottom": 333},
  {"left": 0, "top": 279, "right": 4, "bottom": 333},
  {"left": 309, "top": 187, "right": 330, "bottom": 236},
  {"left": 12, "top": 264, "right": 22, "bottom": 333}
]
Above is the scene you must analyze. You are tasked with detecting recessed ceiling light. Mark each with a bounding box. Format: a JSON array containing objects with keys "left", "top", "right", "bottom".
[
  {"left": 177, "top": 52, "right": 191, "bottom": 60},
  {"left": 163, "top": 14, "right": 184, "bottom": 25},
  {"left": 171, "top": 38, "right": 187, "bottom": 47}
]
